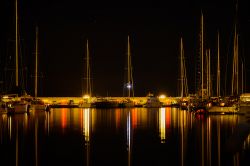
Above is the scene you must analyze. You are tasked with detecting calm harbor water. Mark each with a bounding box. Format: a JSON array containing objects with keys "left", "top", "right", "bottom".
[{"left": 0, "top": 108, "right": 249, "bottom": 166}]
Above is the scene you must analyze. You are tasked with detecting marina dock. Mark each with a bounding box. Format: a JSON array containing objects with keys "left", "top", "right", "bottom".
[{"left": 37, "top": 96, "right": 182, "bottom": 107}]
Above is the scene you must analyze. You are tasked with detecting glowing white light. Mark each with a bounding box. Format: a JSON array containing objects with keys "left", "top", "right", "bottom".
[
  {"left": 83, "top": 94, "right": 90, "bottom": 99},
  {"left": 159, "top": 94, "right": 166, "bottom": 99},
  {"left": 126, "top": 83, "right": 132, "bottom": 89}
]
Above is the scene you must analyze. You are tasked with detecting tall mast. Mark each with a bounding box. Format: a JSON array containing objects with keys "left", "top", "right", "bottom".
[
  {"left": 126, "top": 35, "right": 134, "bottom": 97},
  {"left": 35, "top": 26, "right": 38, "bottom": 97},
  {"left": 181, "top": 38, "right": 186, "bottom": 97},
  {"left": 231, "top": 0, "right": 239, "bottom": 96},
  {"left": 201, "top": 13, "right": 204, "bottom": 99},
  {"left": 180, "top": 37, "right": 188, "bottom": 97},
  {"left": 127, "top": 36, "right": 131, "bottom": 97},
  {"left": 86, "top": 39, "right": 89, "bottom": 95},
  {"left": 236, "top": 33, "right": 239, "bottom": 94},
  {"left": 206, "top": 50, "right": 209, "bottom": 97},
  {"left": 242, "top": 62, "right": 244, "bottom": 94},
  {"left": 180, "top": 37, "right": 184, "bottom": 97},
  {"left": 232, "top": 26, "right": 238, "bottom": 96},
  {"left": 86, "top": 39, "right": 92, "bottom": 97},
  {"left": 208, "top": 49, "right": 211, "bottom": 97},
  {"left": 15, "top": 0, "right": 19, "bottom": 87},
  {"left": 217, "top": 31, "right": 220, "bottom": 97},
  {"left": 184, "top": 51, "right": 188, "bottom": 97}
]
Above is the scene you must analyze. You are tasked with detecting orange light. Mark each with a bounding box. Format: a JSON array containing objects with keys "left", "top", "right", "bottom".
[{"left": 61, "top": 109, "right": 67, "bottom": 128}]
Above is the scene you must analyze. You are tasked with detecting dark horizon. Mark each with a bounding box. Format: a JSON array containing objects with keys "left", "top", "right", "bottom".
[{"left": 0, "top": 0, "right": 250, "bottom": 97}]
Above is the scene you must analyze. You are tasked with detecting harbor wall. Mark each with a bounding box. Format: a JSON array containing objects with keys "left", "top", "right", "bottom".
[{"left": 37, "top": 96, "right": 183, "bottom": 105}]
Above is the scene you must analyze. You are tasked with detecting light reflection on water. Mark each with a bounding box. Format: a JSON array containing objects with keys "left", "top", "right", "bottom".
[{"left": 0, "top": 108, "right": 249, "bottom": 166}]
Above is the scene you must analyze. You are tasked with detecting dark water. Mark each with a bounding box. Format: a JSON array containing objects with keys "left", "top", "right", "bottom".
[{"left": 0, "top": 108, "right": 249, "bottom": 166}]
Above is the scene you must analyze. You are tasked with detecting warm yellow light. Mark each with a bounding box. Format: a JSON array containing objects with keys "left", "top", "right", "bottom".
[
  {"left": 83, "top": 94, "right": 90, "bottom": 99},
  {"left": 84, "top": 108, "right": 90, "bottom": 142},
  {"left": 61, "top": 100, "right": 67, "bottom": 104},
  {"left": 43, "top": 99, "right": 48, "bottom": 103},
  {"left": 207, "top": 102, "right": 212, "bottom": 107},
  {"left": 172, "top": 100, "right": 178, "bottom": 104},
  {"left": 159, "top": 94, "right": 166, "bottom": 99},
  {"left": 220, "top": 102, "right": 225, "bottom": 107},
  {"left": 159, "top": 108, "right": 166, "bottom": 143}
]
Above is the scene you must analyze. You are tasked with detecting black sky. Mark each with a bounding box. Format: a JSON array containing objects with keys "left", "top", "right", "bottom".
[{"left": 0, "top": 0, "right": 250, "bottom": 97}]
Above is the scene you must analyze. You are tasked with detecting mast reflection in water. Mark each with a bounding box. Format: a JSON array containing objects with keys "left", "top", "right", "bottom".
[{"left": 0, "top": 108, "right": 249, "bottom": 166}]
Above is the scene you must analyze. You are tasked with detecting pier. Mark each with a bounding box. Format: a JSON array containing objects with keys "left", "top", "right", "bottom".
[{"left": 37, "top": 96, "right": 183, "bottom": 106}]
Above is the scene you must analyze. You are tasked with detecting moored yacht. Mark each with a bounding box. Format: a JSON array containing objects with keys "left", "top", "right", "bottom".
[
  {"left": 206, "top": 97, "right": 239, "bottom": 114},
  {"left": 93, "top": 98, "right": 119, "bottom": 108},
  {"left": 118, "top": 98, "right": 135, "bottom": 108},
  {"left": 2, "top": 94, "right": 30, "bottom": 114},
  {"left": 143, "top": 93, "right": 163, "bottom": 108},
  {"left": 239, "top": 93, "right": 250, "bottom": 114},
  {"left": 30, "top": 98, "right": 49, "bottom": 111}
]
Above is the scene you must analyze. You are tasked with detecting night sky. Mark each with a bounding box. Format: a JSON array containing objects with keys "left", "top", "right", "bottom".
[{"left": 0, "top": 0, "right": 249, "bottom": 97}]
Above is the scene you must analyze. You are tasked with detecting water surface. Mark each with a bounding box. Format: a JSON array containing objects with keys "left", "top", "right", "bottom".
[{"left": 0, "top": 108, "right": 249, "bottom": 166}]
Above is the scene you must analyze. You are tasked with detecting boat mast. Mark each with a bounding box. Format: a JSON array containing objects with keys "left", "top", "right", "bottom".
[
  {"left": 180, "top": 37, "right": 188, "bottom": 98},
  {"left": 231, "top": 25, "right": 239, "bottom": 96},
  {"left": 15, "top": 0, "right": 19, "bottom": 87},
  {"left": 35, "top": 26, "right": 38, "bottom": 97},
  {"left": 86, "top": 39, "right": 92, "bottom": 97},
  {"left": 208, "top": 49, "right": 211, "bottom": 97},
  {"left": 242, "top": 62, "right": 243, "bottom": 94},
  {"left": 180, "top": 37, "right": 183, "bottom": 97},
  {"left": 127, "top": 36, "right": 131, "bottom": 97},
  {"left": 206, "top": 49, "right": 210, "bottom": 97},
  {"left": 201, "top": 13, "right": 204, "bottom": 99},
  {"left": 231, "top": 0, "right": 239, "bottom": 96},
  {"left": 236, "top": 33, "right": 239, "bottom": 94},
  {"left": 217, "top": 31, "right": 220, "bottom": 97},
  {"left": 206, "top": 49, "right": 211, "bottom": 97},
  {"left": 127, "top": 35, "right": 134, "bottom": 97},
  {"left": 184, "top": 51, "right": 188, "bottom": 97}
]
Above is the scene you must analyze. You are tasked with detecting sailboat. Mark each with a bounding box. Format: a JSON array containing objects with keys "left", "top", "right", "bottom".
[
  {"left": 4, "top": 0, "right": 30, "bottom": 114},
  {"left": 207, "top": 2, "right": 242, "bottom": 114},
  {"left": 29, "top": 26, "right": 48, "bottom": 111},
  {"left": 239, "top": 61, "right": 250, "bottom": 110},
  {"left": 119, "top": 35, "right": 135, "bottom": 108},
  {"left": 206, "top": 30, "right": 239, "bottom": 114},
  {"left": 178, "top": 37, "right": 189, "bottom": 110},
  {"left": 79, "top": 39, "right": 93, "bottom": 108},
  {"left": 190, "top": 13, "right": 207, "bottom": 114}
]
